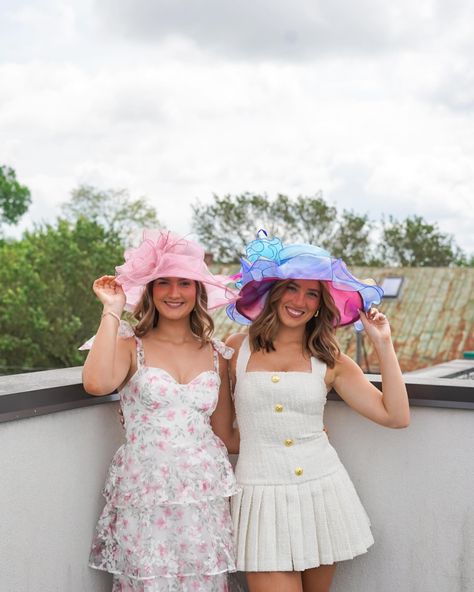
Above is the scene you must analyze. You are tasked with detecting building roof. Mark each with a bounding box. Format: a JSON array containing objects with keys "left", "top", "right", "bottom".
[{"left": 210, "top": 265, "right": 474, "bottom": 373}]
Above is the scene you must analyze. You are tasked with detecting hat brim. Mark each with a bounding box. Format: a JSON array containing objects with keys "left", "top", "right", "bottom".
[
  {"left": 232, "top": 278, "right": 365, "bottom": 327},
  {"left": 227, "top": 253, "right": 383, "bottom": 327},
  {"left": 115, "top": 230, "right": 238, "bottom": 312},
  {"left": 226, "top": 238, "right": 383, "bottom": 327}
]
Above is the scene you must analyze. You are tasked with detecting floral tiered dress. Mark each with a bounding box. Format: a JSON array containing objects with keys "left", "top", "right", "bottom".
[{"left": 88, "top": 324, "right": 239, "bottom": 591}]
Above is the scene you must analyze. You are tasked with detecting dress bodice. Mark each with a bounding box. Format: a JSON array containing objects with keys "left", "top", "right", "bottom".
[
  {"left": 234, "top": 337, "right": 340, "bottom": 485},
  {"left": 121, "top": 359, "right": 223, "bottom": 449},
  {"left": 102, "top": 324, "right": 238, "bottom": 507}
]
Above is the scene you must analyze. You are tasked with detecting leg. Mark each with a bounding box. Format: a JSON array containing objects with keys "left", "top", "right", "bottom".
[
  {"left": 246, "top": 571, "right": 303, "bottom": 592},
  {"left": 301, "top": 564, "right": 336, "bottom": 592}
]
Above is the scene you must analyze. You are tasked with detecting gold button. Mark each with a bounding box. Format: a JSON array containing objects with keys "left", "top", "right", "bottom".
[
  {"left": 271, "top": 375, "right": 280, "bottom": 383},
  {"left": 274, "top": 404, "right": 284, "bottom": 413},
  {"left": 284, "top": 438, "right": 294, "bottom": 447},
  {"left": 295, "top": 467, "right": 304, "bottom": 476}
]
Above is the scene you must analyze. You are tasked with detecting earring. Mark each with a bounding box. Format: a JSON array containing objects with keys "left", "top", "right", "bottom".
[{"left": 314, "top": 309, "right": 320, "bottom": 318}]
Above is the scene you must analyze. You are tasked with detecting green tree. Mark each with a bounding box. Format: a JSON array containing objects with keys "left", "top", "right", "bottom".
[
  {"left": 192, "top": 192, "right": 373, "bottom": 263},
  {"left": 0, "top": 219, "right": 123, "bottom": 373},
  {"left": 272, "top": 193, "right": 338, "bottom": 247},
  {"left": 331, "top": 210, "right": 372, "bottom": 265},
  {"left": 61, "top": 184, "right": 160, "bottom": 245},
  {"left": 0, "top": 165, "right": 31, "bottom": 228},
  {"left": 192, "top": 193, "right": 278, "bottom": 262},
  {"left": 378, "top": 215, "right": 465, "bottom": 267}
]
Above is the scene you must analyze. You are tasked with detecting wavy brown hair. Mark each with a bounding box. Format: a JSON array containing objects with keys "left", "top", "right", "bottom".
[
  {"left": 133, "top": 280, "right": 214, "bottom": 344},
  {"left": 249, "top": 279, "right": 341, "bottom": 367}
]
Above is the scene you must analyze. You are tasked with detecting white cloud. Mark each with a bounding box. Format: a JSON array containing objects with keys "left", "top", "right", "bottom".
[
  {"left": 96, "top": 0, "right": 452, "bottom": 59},
  {"left": 0, "top": 0, "right": 473, "bottom": 255}
]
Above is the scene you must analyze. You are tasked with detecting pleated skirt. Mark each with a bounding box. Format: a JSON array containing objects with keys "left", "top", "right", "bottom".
[{"left": 231, "top": 465, "right": 374, "bottom": 572}]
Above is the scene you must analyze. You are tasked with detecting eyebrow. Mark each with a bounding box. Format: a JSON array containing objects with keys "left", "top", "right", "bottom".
[
  {"left": 288, "top": 281, "right": 320, "bottom": 294},
  {"left": 156, "top": 278, "right": 191, "bottom": 282}
]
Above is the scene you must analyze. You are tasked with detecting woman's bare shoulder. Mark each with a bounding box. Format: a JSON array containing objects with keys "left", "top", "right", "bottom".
[
  {"left": 334, "top": 351, "right": 359, "bottom": 373},
  {"left": 324, "top": 351, "right": 355, "bottom": 387},
  {"left": 225, "top": 332, "right": 247, "bottom": 354}
]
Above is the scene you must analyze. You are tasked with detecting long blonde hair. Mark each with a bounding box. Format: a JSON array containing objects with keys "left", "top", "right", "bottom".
[
  {"left": 248, "top": 279, "right": 341, "bottom": 367},
  {"left": 133, "top": 280, "right": 214, "bottom": 343}
]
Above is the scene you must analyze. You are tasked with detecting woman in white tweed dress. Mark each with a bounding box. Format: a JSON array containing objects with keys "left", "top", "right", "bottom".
[{"left": 225, "top": 233, "right": 410, "bottom": 592}]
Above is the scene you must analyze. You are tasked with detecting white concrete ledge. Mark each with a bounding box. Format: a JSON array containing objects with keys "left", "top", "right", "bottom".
[{"left": 0, "top": 372, "right": 473, "bottom": 591}]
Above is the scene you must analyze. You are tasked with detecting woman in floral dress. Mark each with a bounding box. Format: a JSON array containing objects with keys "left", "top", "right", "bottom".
[{"left": 81, "top": 230, "right": 240, "bottom": 592}]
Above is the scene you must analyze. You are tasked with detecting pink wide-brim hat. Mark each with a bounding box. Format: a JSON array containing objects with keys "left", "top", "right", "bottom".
[{"left": 115, "top": 229, "right": 237, "bottom": 311}]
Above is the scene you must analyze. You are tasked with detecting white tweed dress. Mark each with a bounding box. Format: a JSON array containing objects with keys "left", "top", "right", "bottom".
[{"left": 231, "top": 337, "right": 374, "bottom": 572}]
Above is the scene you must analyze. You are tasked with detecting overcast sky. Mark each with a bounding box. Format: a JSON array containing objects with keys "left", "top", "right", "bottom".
[{"left": 1, "top": 0, "right": 473, "bottom": 252}]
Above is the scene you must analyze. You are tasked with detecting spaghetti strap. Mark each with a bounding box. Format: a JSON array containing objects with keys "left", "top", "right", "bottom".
[
  {"left": 212, "top": 345, "right": 220, "bottom": 374},
  {"left": 236, "top": 336, "right": 251, "bottom": 380},
  {"left": 210, "top": 339, "right": 234, "bottom": 377},
  {"left": 134, "top": 336, "right": 145, "bottom": 369}
]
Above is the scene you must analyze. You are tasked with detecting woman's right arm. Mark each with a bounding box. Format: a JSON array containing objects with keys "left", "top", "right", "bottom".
[
  {"left": 210, "top": 333, "right": 246, "bottom": 454},
  {"left": 82, "top": 276, "right": 133, "bottom": 396},
  {"left": 225, "top": 332, "right": 246, "bottom": 392}
]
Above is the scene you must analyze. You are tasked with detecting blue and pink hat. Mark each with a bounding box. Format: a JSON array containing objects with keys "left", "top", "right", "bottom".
[{"left": 226, "top": 231, "right": 383, "bottom": 328}]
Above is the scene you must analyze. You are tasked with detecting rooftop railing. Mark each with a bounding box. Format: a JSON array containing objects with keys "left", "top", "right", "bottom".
[{"left": 1, "top": 369, "right": 473, "bottom": 592}]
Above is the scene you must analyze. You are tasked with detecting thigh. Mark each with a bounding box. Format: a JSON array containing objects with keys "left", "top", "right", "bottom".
[
  {"left": 301, "top": 564, "right": 337, "bottom": 592},
  {"left": 246, "top": 571, "right": 303, "bottom": 592}
]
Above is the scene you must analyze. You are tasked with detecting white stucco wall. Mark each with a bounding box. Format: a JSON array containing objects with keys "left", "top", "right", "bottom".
[
  {"left": 0, "top": 399, "right": 473, "bottom": 592},
  {"left": 0, "top": 402, "right": 124, "bottom": 592},
  {"left": 325, "top": 401, "right": 474, "bottom": 592}
]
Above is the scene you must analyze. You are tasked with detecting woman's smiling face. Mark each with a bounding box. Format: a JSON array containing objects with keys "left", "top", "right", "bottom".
[
  {"left": 152, "top": 277, "right": 197, "bottom": 320},
  {"left": 276, "top": 279, "right": 322, "bottom": 327}
]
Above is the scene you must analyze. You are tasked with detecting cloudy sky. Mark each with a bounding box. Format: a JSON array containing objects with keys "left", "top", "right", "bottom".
[{"left": 1, "top": 0, "right": 473, "bottom": 252}]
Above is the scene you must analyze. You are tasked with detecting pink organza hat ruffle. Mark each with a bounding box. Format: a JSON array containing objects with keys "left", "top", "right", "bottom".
[{"left": 115, "top": 229, "right": 237, "bottom": 311}]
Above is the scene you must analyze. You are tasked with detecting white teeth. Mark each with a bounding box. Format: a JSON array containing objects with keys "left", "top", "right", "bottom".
[
  {"left": 286, "top": 306, "right": 305, "bottom": 317},
  {"left": 165, "top": 302, "right": 184, "bottom": 308}
]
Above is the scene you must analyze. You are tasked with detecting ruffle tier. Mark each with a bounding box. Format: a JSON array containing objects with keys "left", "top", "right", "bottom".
[
  {"left": 112, "top": 573, "right": 245, "bottom": 592},
  {"left": 112, "top": 572, "right": 233, "bottom": 592},
  {"left": 104, "top": 440, "right": 239, "bottom": 507},
  {"left": 231, "top": 465, "right": 374, "bottom": 571},
  {"left": 90, "top": 497, "right": 236, "bottom": 580}
]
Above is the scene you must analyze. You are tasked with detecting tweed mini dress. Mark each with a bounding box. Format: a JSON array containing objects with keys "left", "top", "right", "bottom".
[
  {"left": 231, "top": 337, "right": 374, "bottom": 572},
  {"left": 88, "top": 323, "right": 239, "bottom": 591}
]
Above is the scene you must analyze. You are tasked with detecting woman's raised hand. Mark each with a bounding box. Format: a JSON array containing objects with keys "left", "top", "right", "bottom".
[
  {"left": 358, "top": 307, "right": 391, "bottom": 346},
  {"left": 93, "top": 275, "right": 126, "bottom": 313}
]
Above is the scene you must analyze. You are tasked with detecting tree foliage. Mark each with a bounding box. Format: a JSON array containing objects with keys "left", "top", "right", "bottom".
[
  {"left": 192, "top": 193, "right": 469, "bottom": 267},
  {"left": 379, "top": 215, "right": 464, "bottom": 267},
  {"left": 0, "top": 183, "right": 163, "bottom": 373},
  {"left": 192, "top": 193, "right": 373, "bottom": 264},
  {"left": 0, "top": 165, "right": 31, "bottom": 227},
  {"left": 0, "top": 219, "right": 123, "bottom": 373},
  {"left": 61, "top": 184, "right": 160, "bottom": 245},
  {"left": 331, "top": 210, "right": 373, "bottom": 266},
  {"left": 0, "top": 184, "right": 470, "bottom": 374}
]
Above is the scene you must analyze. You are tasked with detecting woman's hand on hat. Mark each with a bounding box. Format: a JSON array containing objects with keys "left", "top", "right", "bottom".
[
  {"left": 93, "top": 275, "right": 126, "bottom": 313},
  {"left": 359, "top": 307, "right": 391, "bottom": 345}
]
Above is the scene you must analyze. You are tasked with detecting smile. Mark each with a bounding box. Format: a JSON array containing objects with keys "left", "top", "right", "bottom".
[
  {"left": 164, "top": 301, "right": 185, "bottom": 308},
  {"left": 285, "top": 306, "right": 306, "bottom": 318}
]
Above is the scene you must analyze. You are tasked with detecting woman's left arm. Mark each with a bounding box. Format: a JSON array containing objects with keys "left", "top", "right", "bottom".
[
  {"left": 211, "top": 355, "right": 240, "bottom": 453},
  {"left": 332, "top": 308, "right": 410, "bottom": 429}
]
